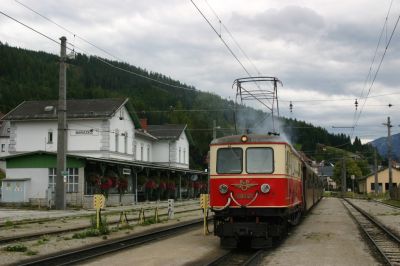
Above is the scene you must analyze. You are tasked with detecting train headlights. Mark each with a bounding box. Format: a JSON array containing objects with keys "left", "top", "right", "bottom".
[
  {"left": 260, "top": 183, "right": 271, "bottom": 194},
  {"left": 219, "top": 184, "right": 229, "bottom": 194}
]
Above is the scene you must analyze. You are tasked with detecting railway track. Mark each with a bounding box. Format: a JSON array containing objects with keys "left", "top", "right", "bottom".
[
  {"left": 0, "top": 207, "right": 201, "bottom": 245},
  {"left": 207, "top": 249, "right": 264, "bottom": 266},
  {"left": 16, "top": 218, "right": 204, "bottom": 266},
  {"left": 343, "top": 199, "right": 400, "bottom": 265}
]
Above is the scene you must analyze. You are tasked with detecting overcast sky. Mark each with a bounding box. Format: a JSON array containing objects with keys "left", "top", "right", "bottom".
[{"left": 1, "top": 0, "right": 400, "bottom": 143}]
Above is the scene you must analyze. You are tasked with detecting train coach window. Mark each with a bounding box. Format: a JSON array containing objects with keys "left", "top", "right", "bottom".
[
  {"left": 217, "top": 148, "right": 243, "bottom": 174},
  {"left": 246, "top": 148, "right": 274, "bottom": 174}
]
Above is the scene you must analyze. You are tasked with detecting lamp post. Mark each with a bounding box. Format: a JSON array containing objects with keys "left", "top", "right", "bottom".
[{"left": 351, "top": 174, "right": 355, "bottom": 198}]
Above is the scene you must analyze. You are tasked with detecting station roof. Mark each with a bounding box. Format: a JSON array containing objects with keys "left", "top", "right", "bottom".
[
  {"left": 147, "top": 124, "right": 187, "bottom": 140},
  {"left": 1, "top": 151, "right": 206, "bottom": 175},
  {"left": 2, "top": 98, "right": 129, "bottom": 121}
]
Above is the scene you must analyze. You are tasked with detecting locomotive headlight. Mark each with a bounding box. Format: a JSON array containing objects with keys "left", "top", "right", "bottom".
[
  {"left": 219, "top": 184, "right": 229, "bottom": 194},
  {"left": 260, "top": 183, "right": 271, "bottom": 194}
]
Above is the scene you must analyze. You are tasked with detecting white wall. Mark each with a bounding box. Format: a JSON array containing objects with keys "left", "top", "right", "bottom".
[
  {"left": 10, "top": 106, "right": 135, "bottom": 161},
  {"left": 151, "top": 131, "right": 189, "bottom": 169},
  {"left": 109, "top": 106, "right": 135, "bottom": 157},
  {"left": 12, "top": 121, "right": 57, "bottom": 152},
  {"left": 175, "top": 132, "right": 189, "bottom": 166},
  {"left": 152, "top": 141, "right": 169, "bottom": 163},
  {"left": 67, "top": 119, "right": 103, "bottom": 152},
  {"left": 134, "top": 136, "right": 153, "bottom": 162}
]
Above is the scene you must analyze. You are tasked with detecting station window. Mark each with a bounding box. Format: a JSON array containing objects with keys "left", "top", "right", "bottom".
[
  {"left": 246, "top": 147, "right": 274, "bottom": 174},
  {"left": 48, "top": 131, "right": 53, "bottom": 144},
  {"left": 48, "top": 168, "right": 56, "bottom": 190},
  {"left": 133, "top": 142, "right": 137, "bottom": 160},
  {"left": 48, "top": 168, "right": 79, "bottom": 193},
  {"left": 1, "top": 144, "right": 5, "bottom": 152},
  {"left": 371, "top": 183, "right": 383, "bottom": 192},
  {"left": 115, "top": 132, "right": 119, "bottom": 152},
  {"left": 67, "top": 168, "right": 79, "bottom": 193}
]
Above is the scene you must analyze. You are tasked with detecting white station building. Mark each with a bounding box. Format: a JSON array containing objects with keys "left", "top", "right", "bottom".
[{"left": 0, "top": 98, "right": 205, "bottom": 207}]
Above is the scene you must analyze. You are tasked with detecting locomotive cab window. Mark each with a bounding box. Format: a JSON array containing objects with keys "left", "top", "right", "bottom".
[
  {"left": 217, "top": 148, "right": 243, "bottom": 174},
  {"left": 246, "top": 147, "right": 274, "bottom": 173}
]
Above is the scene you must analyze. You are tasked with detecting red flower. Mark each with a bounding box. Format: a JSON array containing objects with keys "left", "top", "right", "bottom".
[
  {"left": 118, "top": 179, "right": 128, "bottom": 192},
  {"left": 145, "top": 180, "right": 157, "bottom": 189},
  {"left": 167, "top": 182, "right": 175, "bottom": 191},
  {"left": 159, "top": 182, "right": 167, "bottom": 190},
  {"left": 100, "top": 177, "right": 113, "bottom": 190},
  {"left": 193, "top": 181, "right": 201, "bottom": 189}
]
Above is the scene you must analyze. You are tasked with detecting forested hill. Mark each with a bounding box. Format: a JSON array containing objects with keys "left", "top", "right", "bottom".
[{"left": 0, "top": 43, "right": 369, "bottom": 169}]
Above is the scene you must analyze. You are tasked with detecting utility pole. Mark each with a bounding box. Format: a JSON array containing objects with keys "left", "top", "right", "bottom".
[
  {"left": 213, "top": 120, "right": 216, "bottom": 140},
  {"left": 55, "top": 36, "right": 67, "bottom": 210},
  {"left": 212, "top": 120, "right": 220, "bottom": 140},
  {"left": 383, "top": 116, "right": 393, "bottom": 193},
  {"left": 341, "top": 157, "right": 346, "bottom": 196},
  {"left": 374, "top": 150, "right": 378, "bottom": 195}
]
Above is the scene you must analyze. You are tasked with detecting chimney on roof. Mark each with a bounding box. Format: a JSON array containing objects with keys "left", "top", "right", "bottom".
[{"left": 140, "top": 118, "right": 148, "bottom": 131}]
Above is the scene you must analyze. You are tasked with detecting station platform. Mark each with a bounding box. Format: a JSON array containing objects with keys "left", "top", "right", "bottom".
[{"left": 262, "top": 197, "right": 380, "bottom": 265}]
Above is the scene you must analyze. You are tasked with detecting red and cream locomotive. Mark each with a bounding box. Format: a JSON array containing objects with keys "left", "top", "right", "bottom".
[{"left": 209, "top": 133, "right": 322, "bottom": 248}]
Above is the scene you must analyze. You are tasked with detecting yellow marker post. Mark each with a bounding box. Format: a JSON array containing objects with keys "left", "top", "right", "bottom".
[
  {"left": 93, "top": 194, "right": 105, "bottom": 229},
  {"left": 200, "top": 194, "right": 209, "bottom": 235},
  {"left": 154, "top": 206, "right": 159, "bottom": 223}
]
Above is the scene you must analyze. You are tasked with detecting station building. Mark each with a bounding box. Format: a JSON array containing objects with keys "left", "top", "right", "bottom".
[
  {"left": 358, "top": 166, "right": 400, "bottom": 194},
  {"left": 0, "top": 98, "right": 206, "bottom": 207}
]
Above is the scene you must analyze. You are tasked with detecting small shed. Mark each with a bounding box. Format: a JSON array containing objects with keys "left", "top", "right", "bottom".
[{"left": 1, "top": 178, "right": 30, "bottom": 202}]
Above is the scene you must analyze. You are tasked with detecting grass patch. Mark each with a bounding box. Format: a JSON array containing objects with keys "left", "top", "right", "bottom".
[
  {"left": 26, "top": 250, "right": 38, "bottom": 256},
  {"left": 37, "top": 236, "right": 50, "bottom": 245},
  {"left": 382, "top": 199, "right": 400, "bottom": 208},
  {"left": 4, "top": 220, "right": 14, "bottom": 227},
  {"left": 141, "top": 217, "right": 158, "bottom": 226},
  {"left": 4, "top": 244, "right": 28, "bottom": 252}
]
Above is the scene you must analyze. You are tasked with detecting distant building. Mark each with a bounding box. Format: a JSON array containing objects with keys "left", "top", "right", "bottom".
[
  {"left": 317, "top": 163, "right": 337, "bottom": 190},
  {"left": 358, "top": 167, "right": 400, "bottom": 194}
]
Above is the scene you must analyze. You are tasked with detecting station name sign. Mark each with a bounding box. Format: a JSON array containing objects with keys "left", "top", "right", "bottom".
[{"left": 70, "top": 129, "right": 99, "bottom": 136}]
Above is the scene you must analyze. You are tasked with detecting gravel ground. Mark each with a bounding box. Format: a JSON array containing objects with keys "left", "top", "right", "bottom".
[
  {"left": 82, "top": 224, "right": 222, "bottom": 266},
  {"left": 348, "top": 198, "right": 400, "bottom": 237},
  {"left": 261, "top": 197, "right": 381, "bottom": 266},
  {"left": 0, "top": 202, "right": 199, "bottom": 239},
  {"left": 0, "top": 201, "right": 203, "bottom": 265}
]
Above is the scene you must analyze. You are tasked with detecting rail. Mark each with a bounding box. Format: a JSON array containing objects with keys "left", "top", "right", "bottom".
[{"left": 342, "top": 198, "right": 400, "bottom": 265}]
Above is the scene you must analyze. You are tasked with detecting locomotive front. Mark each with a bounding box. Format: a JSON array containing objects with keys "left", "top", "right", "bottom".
[{"left": 209, "top": 134, "right": 303, "bottom": 248}]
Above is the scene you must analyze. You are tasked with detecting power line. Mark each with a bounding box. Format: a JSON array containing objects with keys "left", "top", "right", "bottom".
[
  {"left": 8, "top": 2, "right": 199, "bottom": 92},
  {"left": 352, "top": 2, "right": 400, "bottom": 136},
  {"left": 0, "top": 10, "right": 60, "bottom": 45},
  {"left": 14, "top": 0, "right": 125, "bottom": 63}
]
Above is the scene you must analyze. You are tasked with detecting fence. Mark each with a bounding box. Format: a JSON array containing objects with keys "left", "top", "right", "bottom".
[{"left": 390, "top": 187, "right": 400, "bottom": 200}]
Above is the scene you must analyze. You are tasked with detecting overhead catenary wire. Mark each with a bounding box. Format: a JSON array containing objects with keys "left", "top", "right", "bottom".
[
  {"left": 190, "top": 0, "right": 277, "bottom": 114},
  {"left": 203, "top": 0, "right": 262, "bottom": 76}
]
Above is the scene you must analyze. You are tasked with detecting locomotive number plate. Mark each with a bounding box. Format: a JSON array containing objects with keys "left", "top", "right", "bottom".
[{"left": 236, "top": 193, "right": 255, "bottom": 199}]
